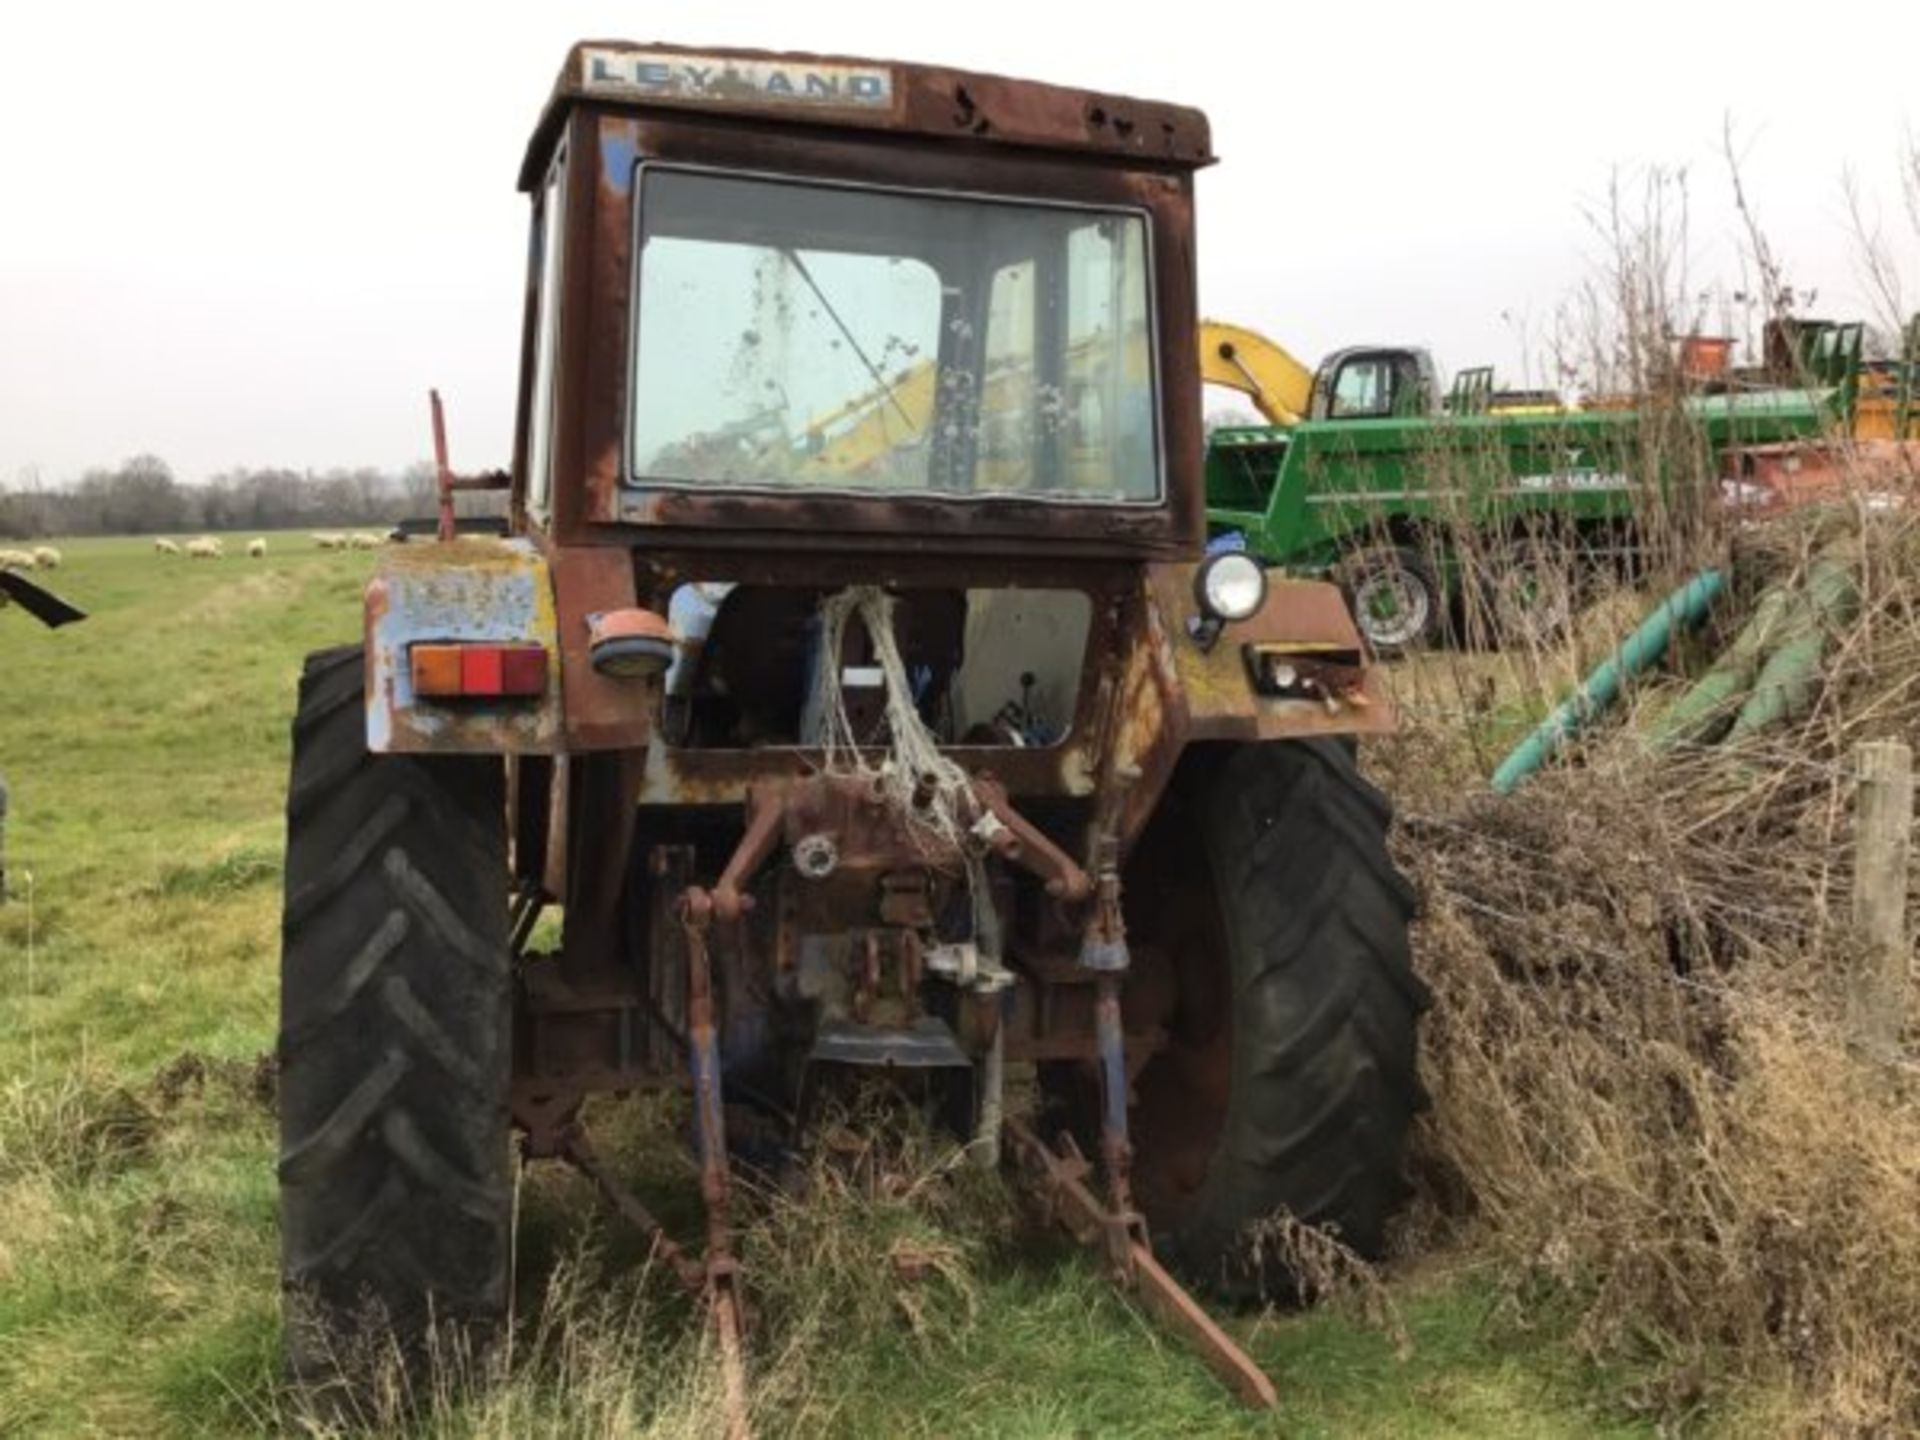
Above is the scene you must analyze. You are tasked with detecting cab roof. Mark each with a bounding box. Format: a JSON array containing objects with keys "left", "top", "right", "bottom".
[{"left": 519, "top": 41, "right": 1214, "bottom": 191}]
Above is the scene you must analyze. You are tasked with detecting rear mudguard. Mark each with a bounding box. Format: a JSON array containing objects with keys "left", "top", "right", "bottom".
[
  {"left": 1108, "top": 563, "right": 1393, "bottom": 844},
  {"left": 1143, "top": 563, "right": 1392, "bottom": 743},
  {"left": 363, "top": 537, "right": 563, "bottom": 754},
  {"left": 363, "top": 538, "right": 658, "bottom": 755}
]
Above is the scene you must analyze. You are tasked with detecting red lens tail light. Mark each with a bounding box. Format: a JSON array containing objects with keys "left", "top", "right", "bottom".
[
  {"left": 411, "top": 643, "right": 548, "bottom": 698},
  {"left": 460, "top": 646, "right": 504, "bottom": 695},
  {"left": 498, "top": 646, "right": 547, "bottom": 695}
]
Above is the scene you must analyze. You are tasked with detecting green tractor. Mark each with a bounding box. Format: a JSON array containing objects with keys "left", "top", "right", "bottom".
[{"left": 1204, "top": 323, "right": 1856, "bottom": 652}]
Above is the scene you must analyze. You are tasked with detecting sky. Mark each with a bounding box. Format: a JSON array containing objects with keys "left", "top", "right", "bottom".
[{"left": 1, "top": 1, "right": 1916, "bottom": 485}]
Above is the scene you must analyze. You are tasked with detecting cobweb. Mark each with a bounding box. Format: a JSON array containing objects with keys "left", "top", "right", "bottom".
[
  {"left": 805, "top": 586, "right": 1005, "bottom": 962},
  {"left": 807, "top": 587, "right": 976, "bottom": 848}
]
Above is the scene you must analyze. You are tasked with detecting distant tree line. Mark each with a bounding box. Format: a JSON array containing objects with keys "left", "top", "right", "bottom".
[{"left": 0, "top": 455, "right": 503, "bottom": 540}]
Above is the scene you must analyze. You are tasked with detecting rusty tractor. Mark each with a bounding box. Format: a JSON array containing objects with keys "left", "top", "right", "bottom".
[{"left": 277, "top": 43, "right": 1425, "bottom": 1416}]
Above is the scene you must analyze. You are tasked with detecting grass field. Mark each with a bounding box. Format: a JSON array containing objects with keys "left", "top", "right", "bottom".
[{"left": 0, "top": 533, "right": 1669, "bottom": 1437}]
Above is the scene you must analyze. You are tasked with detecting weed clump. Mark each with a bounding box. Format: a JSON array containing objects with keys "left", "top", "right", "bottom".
[
  {"left": 1389, "top": 506, "right": 1920, "bottom": 1431},
  {"left": 0, "top": 1068, "right": 159, "bottom": 1182},
  {"left": 740, "top": 1099, "right": 1005, "bottom": 1346},
  {"left": 278, "top": 1096, "right": 1009, "bottom": 1436},
  {"left": 148, "top": 845, "right": 281, "bottom": 899}
]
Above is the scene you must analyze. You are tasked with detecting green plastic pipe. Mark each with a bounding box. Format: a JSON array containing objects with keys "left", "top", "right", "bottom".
[
  {"left": 1491, "top": 569, "right": 1726, "bottom": 794},
  {"left": 1649, "top": 585, "right": 1795, "bottom": 749},
  {"left": 1724, "top": 552, "right": 1857, "bottom": 742}
]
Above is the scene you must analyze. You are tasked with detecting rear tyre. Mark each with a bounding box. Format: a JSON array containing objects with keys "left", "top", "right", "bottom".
[
  {"left": 278, "top": 646, "right": 512, "bottom": 1389},
  {"left": 1335, "top": 545, "right": 1442, "bottom": 654},
  {"left": 1133, "top": 739, "right": 1426, "bottom": 1302}
]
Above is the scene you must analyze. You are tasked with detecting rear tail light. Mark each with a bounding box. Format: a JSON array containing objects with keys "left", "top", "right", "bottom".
[{"left": 411, "top": 642, "right": 548, "bottom": 698}]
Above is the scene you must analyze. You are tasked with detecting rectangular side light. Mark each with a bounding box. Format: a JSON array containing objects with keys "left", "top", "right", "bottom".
[
  {"left": 461, "top": 645, "right": 505, "bottom": 696},
  {"left": 411, "top": 643, "right": 547, "bottom": 698},
  {"left": 411, "top": 644, "right": 465, "bottom": 697},
  {"left": 497, "top": 645, "right": 548, "bottom": 695}
]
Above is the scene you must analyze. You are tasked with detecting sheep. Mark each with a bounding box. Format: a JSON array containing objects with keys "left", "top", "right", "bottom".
[
  {"left": 0, "top": 548, "right": 36, "bottom": 570},
  {"left": 154, "top": 538, "right": 182, "bottom": 555},
  {"left": 30, "top": 546, "right": 61, "bottom": 569},
  {"left": 248, "top": 538, "right": 268, "bottom": 558},
  {"left": 185, "top": 536, "right": 224, "bottom": 559},
  {"left": 347, "top": 532, "right": 382, "bottom": 550},
  {"left": 313, "top": 532, "right": 345, "bottom": 551}
]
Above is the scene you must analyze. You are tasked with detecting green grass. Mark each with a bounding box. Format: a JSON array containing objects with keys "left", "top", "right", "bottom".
[{"left": 0, "top": 533, "right": 1655, "bottom": 1437}]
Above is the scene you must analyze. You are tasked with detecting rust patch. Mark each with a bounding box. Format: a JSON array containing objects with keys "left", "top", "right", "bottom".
[
  {"left": 1145, "top": 564, "right": 1395, "bottom": 742},
  {"left": 378, "top": 537, "right": 531, "bottom": 572},
  {"left": 521, "top": 42, "right": 1214, "bottom": 192},
  {"left": 549, "top": 544, "right": 656, "bottom": 751}
]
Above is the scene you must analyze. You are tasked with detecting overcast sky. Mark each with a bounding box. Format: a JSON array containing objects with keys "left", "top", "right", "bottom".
[{"left": 2, "top": 1, "right": 1915, "bottom": 484}]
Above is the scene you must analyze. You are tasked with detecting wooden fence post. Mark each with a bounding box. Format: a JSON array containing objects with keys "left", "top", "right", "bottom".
[{"left": 1850, "top": 740, "right": 1913, "bottom": 1062}]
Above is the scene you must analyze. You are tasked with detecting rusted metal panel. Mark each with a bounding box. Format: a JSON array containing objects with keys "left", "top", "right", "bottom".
[
  {"left": 626, "top": 552, "right": 1133, "bottom": 809},
  {"left": 521, "top": 43, "right": 1213, "bottom": 192},
  {"left": 1104, "top": 577, "right": 1188, "bottom": 848},
  {"left": 363, "top": 538, "right": 563, "bottom": 753},
  {"left": 1096, "top": 563, "right": 1393, "bottom": 847},
  {"left": 609, "top": 489, "right": 1188, "bottom": 554},
  {"left": 629, "top": 556, "right": 1136, "bottom": 814},
  {"left": 507, "top": 163, "right": 545, "bottom": 528},
  {"left": 1143, "top": 563, "right": 1395, "bottom": 742},
  {"left": 1726, "top": 439, "right": 1920, "bottom": 517},
  {"left": 635, "top": 716, "right": 1103, "bottom": 809},
  {"left": 611, "top": 553, "right": 1389, "bottom": 818},
  {"left": 577, "top": 114, "right": 632, "bottom": 532},
  {"left": 546, "top": 543, "right": 655, "bottom": 750}
]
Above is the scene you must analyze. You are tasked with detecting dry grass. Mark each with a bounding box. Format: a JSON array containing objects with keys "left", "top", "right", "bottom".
[
  {"left": 266, "top": 1096, "right": 1016, "bottom": 1437},
  {"left": 1353, "top": 158, "right": 1920, "bottom": 1432},
  {"left": 1378, "top": 496, "right": 1920, "bottom": 1433},
  {"left": 1246, "top": 1211, "right": 1411, "bottom": 1359},
  {"left": 270, "top": 1257, "right": 732, "bottom": 1439}
]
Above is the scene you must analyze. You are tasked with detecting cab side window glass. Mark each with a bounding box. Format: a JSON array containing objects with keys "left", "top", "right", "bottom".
[{"left": 526, "top": 143, "right": 568, "bottom": 518}]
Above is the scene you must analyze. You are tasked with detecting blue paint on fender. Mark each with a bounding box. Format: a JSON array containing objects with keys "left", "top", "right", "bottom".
[{"left": 363, "top": 538, "right": 564, "bottom": 754}]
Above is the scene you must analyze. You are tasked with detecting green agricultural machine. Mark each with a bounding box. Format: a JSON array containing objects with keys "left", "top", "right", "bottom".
[
  {"left": 1202, "top": 317, "right": 1894, "bottom": 653},
  {"left": 275, "top": 43, "right": 1428, "bottom": 1424}
]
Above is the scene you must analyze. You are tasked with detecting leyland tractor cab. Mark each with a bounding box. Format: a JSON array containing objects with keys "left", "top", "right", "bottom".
[{"left": 278, "top": 43, "right": 1424, "bottom": 1416}]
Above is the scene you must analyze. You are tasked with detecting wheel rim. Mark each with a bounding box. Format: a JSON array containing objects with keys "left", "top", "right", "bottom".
[{"left": 1353, "top": 568, "right": 1431, "bottom": 649}]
